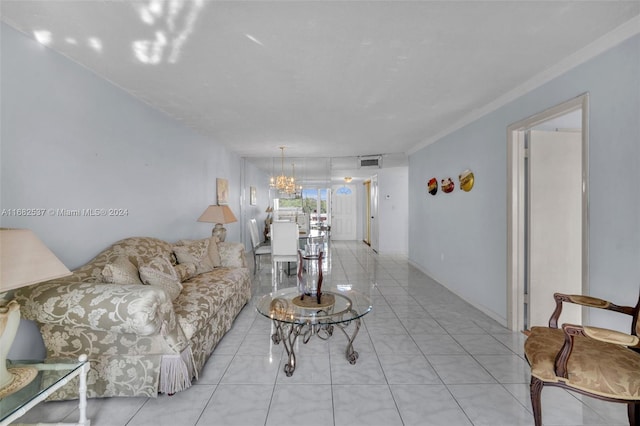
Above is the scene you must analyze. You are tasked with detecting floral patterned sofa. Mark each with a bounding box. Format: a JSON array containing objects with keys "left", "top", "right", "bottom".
[{"left": 15, "top": 236, "right": 251, "bottom": 399}]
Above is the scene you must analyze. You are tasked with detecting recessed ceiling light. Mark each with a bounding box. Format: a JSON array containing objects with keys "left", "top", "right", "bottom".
[
  {"left": 33, "top": 30, "right": 52, "bottom": 45},
  {"left": 88, "top": 37, "right": 102, "bottom": 52},
  {"left": 245, "top": 34, "right": 264, "bottom": 46}
]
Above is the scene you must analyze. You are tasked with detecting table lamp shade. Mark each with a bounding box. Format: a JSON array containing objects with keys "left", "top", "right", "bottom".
[
  {"left": 197, "top": 205, "right": 237, "bottom": 225},
  {"left": 1, "top": 229, "right": 71, "bottom": 292}
]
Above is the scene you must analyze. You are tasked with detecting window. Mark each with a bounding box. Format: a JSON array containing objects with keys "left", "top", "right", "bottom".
[{"left": 274, "top": 188, "right": 330, "bottom": 225}]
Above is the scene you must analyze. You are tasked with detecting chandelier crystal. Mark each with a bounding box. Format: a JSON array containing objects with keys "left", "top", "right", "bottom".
[
  {"left": 284, "top": 163, "right": 296, "bottom": 195},
  {"left": 271, "top": 146, "right": 295, "bottom": 193}
]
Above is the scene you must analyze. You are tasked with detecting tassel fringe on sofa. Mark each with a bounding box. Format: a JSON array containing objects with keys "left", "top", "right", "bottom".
[{"left": 158, "top": 346, "right": 197, "bottom": 395}]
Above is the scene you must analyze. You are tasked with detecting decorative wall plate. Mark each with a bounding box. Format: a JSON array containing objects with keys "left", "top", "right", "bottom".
[
  {"left": 441, "top": 177, "right": 455, "bottom": 193},
  {"left": 428, "top": 178, "right": 438, "bottom": 195},
  {"left": 459, "top": 169, "right": 474, "bottom": 192}
]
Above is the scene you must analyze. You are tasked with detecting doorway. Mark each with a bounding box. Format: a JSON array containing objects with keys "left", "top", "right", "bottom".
[
  {"left": 507, "top": 94, "right": 590, "bottom": 332},
  {"left": 331, "top": 183, "right": 356, "bottom": 240}
]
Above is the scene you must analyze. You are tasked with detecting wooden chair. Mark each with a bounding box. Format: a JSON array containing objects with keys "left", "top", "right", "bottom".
[
  {"left": 524, "top": 292, "right": 640, "bottom": 426},
  {"left": 248, "top": 219, "right": 271, "bottom": 275}
]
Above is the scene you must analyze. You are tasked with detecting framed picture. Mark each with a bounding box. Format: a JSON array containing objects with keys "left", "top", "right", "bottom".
[
  {"left": 217, "top": 178, "right": 229, "bottom": 205},
  {"left": 250, "top": 186, "right": 257, "bottom": 205}
]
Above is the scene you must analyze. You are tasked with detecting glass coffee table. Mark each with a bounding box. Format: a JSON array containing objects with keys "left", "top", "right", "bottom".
[
  {"left": 0, "top": 355, "right": 90, "bottom": 426},
  {"left": 256, "top": 286, "right": 372, "bottom": 376}
]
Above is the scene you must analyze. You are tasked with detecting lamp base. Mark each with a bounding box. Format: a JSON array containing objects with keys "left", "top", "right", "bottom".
[
  {"left": 212, "top": 223, "right": 227, "bottom": 242},
  {"left": 0, "top": 300, "right": 38, "bottom": 398},
  {"left": 0, "top": 366, "right": 38, "bottom": 399}
]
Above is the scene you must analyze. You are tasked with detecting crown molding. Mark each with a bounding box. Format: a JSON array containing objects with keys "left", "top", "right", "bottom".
[{"left": 408, "top": 15, "right": 640, "bottom": 155}]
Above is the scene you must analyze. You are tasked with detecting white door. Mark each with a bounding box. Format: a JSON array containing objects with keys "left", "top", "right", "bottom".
[
  {"left": 527, "top": 130, "right": 582, "bottom": 328},
  {"left": 331, "top": 184, "right": 356, "bottom": 240},
  {"left": 370, "top": 175, "right": 379, "bottom": 252}
]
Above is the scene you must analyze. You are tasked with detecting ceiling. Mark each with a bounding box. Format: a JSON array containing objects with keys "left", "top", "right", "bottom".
[{"left": 2, "top": 1, "right": 639, "bottom": 183}]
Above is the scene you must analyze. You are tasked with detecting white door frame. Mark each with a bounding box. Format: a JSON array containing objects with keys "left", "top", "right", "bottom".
[
  {"left": 363, "top": 180, "right": 371, "bottom": 245},
  {"left": 370, "top": 175, "right": 379, "bottom": 253},
  {"left": 506, "top": 93, "right": 590, "bottom": 331}
]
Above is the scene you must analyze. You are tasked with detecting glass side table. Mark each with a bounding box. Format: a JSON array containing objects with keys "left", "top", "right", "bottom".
[
  {"left": 0, "top": 355, "right": 90, "bottom": 426},
  {"left": 256, "top": 286, "right": 372, "bottom": 376}
]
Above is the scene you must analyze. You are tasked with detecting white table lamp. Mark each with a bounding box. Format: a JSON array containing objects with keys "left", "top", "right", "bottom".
[
  {"left": 197, "top": 205, "right": 238, "bottom": 242},
  {"left": 0, "top": 228, "right": 71, "bottom": 398}
]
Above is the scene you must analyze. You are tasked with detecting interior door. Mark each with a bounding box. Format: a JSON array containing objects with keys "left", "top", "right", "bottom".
[
  {"left": 331, "top": 184, "right": 356, "bottom": 240},
  {"left": 370, "top": 175, "right": 379, "bottom": 252},
  {"left": 527, "top": 129, "right": 582, "bottom": 328}
]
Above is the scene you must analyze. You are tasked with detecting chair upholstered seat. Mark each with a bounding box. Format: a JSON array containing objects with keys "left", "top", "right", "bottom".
[
  {"left": 270, "top": 222, "right": 298, "bottom": 281},
  {"left": 524, "top": 292, "right": 640, "bottom": 426},
  {"left": 254, "top": 245, "right": 271, "bottom": 256},
  {"left": 248, "top": 218, "right": 271, "bottom": 274},
  {"left": 525, "top": 326, "right": 640, "bottom": 400}
]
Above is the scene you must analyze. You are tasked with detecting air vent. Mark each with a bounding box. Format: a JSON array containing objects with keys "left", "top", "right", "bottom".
[{"left": 358, "top": 155, "right": 382, "bottom": 168}]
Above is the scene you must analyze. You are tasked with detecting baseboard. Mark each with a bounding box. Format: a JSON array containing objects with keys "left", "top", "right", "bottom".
[{"left": 407, "top": 259, "right": 508, "bottom": 328}]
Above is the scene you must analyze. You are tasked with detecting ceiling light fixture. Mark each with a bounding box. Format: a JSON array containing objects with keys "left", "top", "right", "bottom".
[
  {"left": 337, "top": 176, "right": 353, "bottom": 195},
  {"left": 245, "top": 34, "right": 264, "bottom": 46},
  {"left": 33, "top": 30, "right": 52, "bottom": 45},
  {"left": 270, "top": 146, "right": 295, "bottom": 194}
]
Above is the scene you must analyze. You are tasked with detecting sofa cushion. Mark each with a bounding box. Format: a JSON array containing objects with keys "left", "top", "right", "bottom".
[
  {"left": 58, "top": 237, "right": 177, "bottom": 284},
  {"left": 174, "top": 262, "right": 197, "bottom": 282},
  {"left": 218, "top": 242, "right": 247, "bottom": 268},
  {"left": 173, "top": 239, "right": 215, "bottom": 274},
  {"left": 101, "top": 256, "right": 143, "bottom": 285},
  {"left": 175, "top": 237, "right": 221, "bottom": 268},
  {"left": 174, "top": 267, "right": 250, "bottom": 340},
  {"left": 138, "top": 257, "right": 183, "bottom": 301},
  {"left": 206, "top": 236, "right": 222, "bottom": 267}
]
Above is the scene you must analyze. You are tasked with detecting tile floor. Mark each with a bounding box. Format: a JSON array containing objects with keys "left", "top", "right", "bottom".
[{"left": 14, "top": 241, "right": 628, "bottom": 426}]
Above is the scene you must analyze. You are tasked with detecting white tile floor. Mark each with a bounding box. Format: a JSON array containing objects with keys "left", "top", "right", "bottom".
[{"left": 14, "top": 241, "right": 629, "bottom": 426}]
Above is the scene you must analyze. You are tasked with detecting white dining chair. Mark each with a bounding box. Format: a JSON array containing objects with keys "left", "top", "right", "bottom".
[
  {"left": 270, "top": 221, "right": 298, "bottom": 283},
  {"left": 248, "top": 219, "right": 271, "bottom": 275}
]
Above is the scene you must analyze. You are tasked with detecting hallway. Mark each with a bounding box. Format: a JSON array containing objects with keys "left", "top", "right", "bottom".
[{"left": 16, "top": 241, "right": 627, "bottom": 425}]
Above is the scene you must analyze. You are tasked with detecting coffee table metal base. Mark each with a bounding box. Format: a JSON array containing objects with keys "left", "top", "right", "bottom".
[{"left": 271, "top": 313, "right": 361, "bottom": 376}]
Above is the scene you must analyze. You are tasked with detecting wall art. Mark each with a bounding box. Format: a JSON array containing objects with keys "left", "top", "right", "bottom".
[
  {"left": 441, "top": 177, "right": 455, "bottom": 193},
  {"left": 459, "top": 169, "right": 475, "bottom": 192},
  {"left": 428, "top": 178, "right": 438, "bottom": 195},
  {"left": 217, "top": 178, "right": 229, "bottom": 205}
]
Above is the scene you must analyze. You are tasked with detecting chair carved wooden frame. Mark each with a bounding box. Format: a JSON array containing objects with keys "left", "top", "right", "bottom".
[{"left": 524, "top": 292, "right": 640, "bottom": 426}]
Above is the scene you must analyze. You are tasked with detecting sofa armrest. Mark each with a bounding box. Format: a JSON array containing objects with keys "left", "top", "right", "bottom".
[
  {"left": 15, "top": 281, "right": 174, "bottom": 336},
  {"left": 218, "top": 241, "right": 248, "bottom": 268}
]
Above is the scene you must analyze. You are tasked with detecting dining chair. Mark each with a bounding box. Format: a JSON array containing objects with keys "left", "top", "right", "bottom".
[
  {"left": 524, "top": 292, "right": 640, "bottom": 426},
  {"left": 248, "top": 219, "right": 271, "bottom": 275},
  {"left": 270, "top": 222, "right": 298, "bottom": 283}
]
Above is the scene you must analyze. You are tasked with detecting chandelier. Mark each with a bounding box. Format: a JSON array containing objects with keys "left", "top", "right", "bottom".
[{"left": 270, "top": 146, "right": 296, "bottom": 194}]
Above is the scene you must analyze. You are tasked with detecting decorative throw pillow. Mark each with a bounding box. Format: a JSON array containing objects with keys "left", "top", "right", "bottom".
[
  {"left": 206, "top": 236, "right": 222, "bottom": 267},
  {"left": 175, "top": 237, "right": 221, "bottom": 268},
  {"left": 101, "top": 256, "right": 143, "bottom": 285},
  {"left": 173, "top": 239, "right": 215, "bottom": 274},
  {"left": 138, "top": 257, "right": 183, "bottom": 301},
  {"left": 174, "top": 262, "right": 197, "bottom": 282}
]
